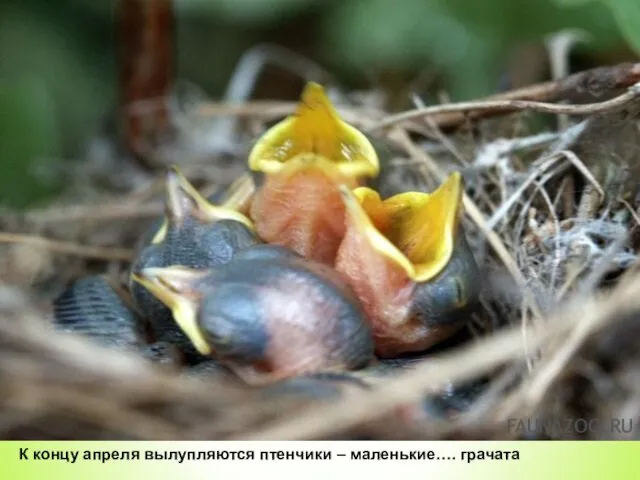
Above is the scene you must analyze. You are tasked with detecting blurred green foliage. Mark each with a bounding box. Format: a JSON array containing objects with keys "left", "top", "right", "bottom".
[
  {"left": 602, "top": 0, "right": 640, "bottom": 53},
  {"left": 326, "top": 0, "right": 625, "bottom": 98},
  {"left": 551, "top": 0, "right": 640, "bottom": 53},
  {"left": 0, "top": 78, "right": 61, "bottom": 207},
  {"left": 0, "top": 0, "right": 637, "bottom": 208},
  {"left": 180, "top": 0, "right": 318, "bottom": 23}
]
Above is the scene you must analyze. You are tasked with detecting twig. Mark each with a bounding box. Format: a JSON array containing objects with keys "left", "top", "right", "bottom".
[
  {"left": 188, "top": 44, "right": 339, "bottom": 156},
  {"left": 557, "top": 150, "right": 604, "bottom": 199},
  {"left": 369, "top": 82, "right": 640, "bottom": 132},
  {"left": 6, "top": 383, "right": 181, "bottom": 440},
  {"left": 578, "top": 234, "right": 628, "bottom": 295},
  {"left": 196, "top": 101, "right": 382, "bottom": 131},
  {"left": 190, "top": 63, "right": 640, "bottom": 134},
  {"left": 501, "top": 237, "right": 627, "bottom": 419},
  {"left": 0, "top": 233, "right": 133, "bottom": 261},
  {"left": 473, "top": 132, "right": 562, "bottom": 169},
  {"left": 410, "top": 93, "right": 468, "bottom": 167},
  {"left": 533, "top": 182, "right": 561, "bottom": 289},
  {"left": 557, "top": 260, "right": 591, "bottom": 300},
  {"left": 620, "top": 199, "right": 640, "bottom": 227},
  {"left": 487, "top": 154, "right": 565, "bottom": 230},
  {"left": 420, "top": 62, "right": 640, "bottom": 129},
  {"left": 498, "top": 315, "right": 595, "bottom": 421},
  {"left": 543, "top": 119, "right": 589, "bottom": 157},
  {"left": 545, "top": 30, "right": 592, "bottom": 130},
  {"left": 240, "top": 272, "right": 640, "bottom": 440},
  {"left": 26, "top": 203, "right": 162, "bottom": 224},
  {"left": 118, "top": 0, "right": 174, "bottom": 161}
]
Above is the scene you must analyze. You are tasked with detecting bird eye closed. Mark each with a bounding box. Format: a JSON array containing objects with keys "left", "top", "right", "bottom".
[
  {"left": 453, "top": 277, "right": 467, "bottom": 308},
  {"left": 432, "top": 276, "right": 467, "bottom": 312}
]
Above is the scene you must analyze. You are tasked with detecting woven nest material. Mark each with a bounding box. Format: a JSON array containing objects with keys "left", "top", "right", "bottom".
[{"left": 2, "top": 69, "right": 640, "bottom": 440}]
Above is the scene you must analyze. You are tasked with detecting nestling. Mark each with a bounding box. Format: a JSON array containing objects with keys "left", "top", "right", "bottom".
[
  {"left": 133, "top": 244, "right": 376, "bottom": 385},
  {"left": 247, "top": 82, "right": 379, "bottom": 265},
  {"left": 335, "top": 172, "right": 481, "bottom": 357},
  {"left": 130, "top": 165, "right": 260, "bottom": 359}
]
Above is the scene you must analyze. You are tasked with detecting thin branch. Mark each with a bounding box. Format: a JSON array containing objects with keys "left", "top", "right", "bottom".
[
  {"left": 196, "top": 101, "right": 381, "bottom": 130},
  {"left": 118, "top": 0, "right": 174, "bottom": 162},
  {"left": 0, "top": 234, "right": 134, "bottom": 261},
  {"left": 239, "top": 272, "right": 640, "bottom": 440},
  {"left": 368, "top": 82, "right": 640, "bottom": 132},
  {"left": 26, "top": 203, "right": 162, "bottom": 224},
  {"left": 486, "top": 154, "right": 565, "bottom": 230},
  {"left": 187, "top": 63, "right": 640, "bottom": 134}
]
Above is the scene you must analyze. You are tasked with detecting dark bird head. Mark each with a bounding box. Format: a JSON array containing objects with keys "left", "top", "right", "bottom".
[
  {"left": 129, "top": 166, "right": 261, "bottom": 356},
  {"left": 133, "top": 245, "right": 375, "bottom": 385},
  {"left": 151, "top": 165, "right": 256, "bottom": 246},
  {"left": 335, "top": 172, "right": 480, "bottom": 357}
]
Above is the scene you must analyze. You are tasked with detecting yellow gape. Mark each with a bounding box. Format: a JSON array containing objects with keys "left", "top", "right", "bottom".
[
  {"left": 132, "top": 266, "right": 212, "bottom": 355},
  {"left": 341, "top": 172, "right": 463, "bottom": 283},
  {"left": 248, "top": 82, "right": 379, "bottom": 180}
]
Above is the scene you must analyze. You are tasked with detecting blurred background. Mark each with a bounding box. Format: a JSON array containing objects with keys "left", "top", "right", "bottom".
[{"left": 1, "top": 0, "right": 639, "bottom": 209}]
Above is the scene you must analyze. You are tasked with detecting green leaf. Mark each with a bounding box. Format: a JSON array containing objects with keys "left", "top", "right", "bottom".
[
  {"left": 322, "top": 0, "right": 499, "bottom": 96},
  {"left": 0, "top": 4, "right": 114, "bottom": 155},
  {"left": 549, "top": 0, "right": 595, "bottom": 6},
  {"left": 0, "top": 78, "right": 61, "bottom": 208},
  {"left": 550, "top": 0, "right": 640, "bottom": 54},
  {"left": 178, "top": 0, "right": 318, "bottom": 25},
  {"left": 323, "top": 0, "right": 623, "bottom": 100},
  {"left": 606, "top": 0, "right": 640, "bottom": 54}
]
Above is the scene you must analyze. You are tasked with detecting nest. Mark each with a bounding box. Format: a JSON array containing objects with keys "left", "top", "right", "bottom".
[{"left": 2, "top": 61, "right": 640, "bottom": 440}]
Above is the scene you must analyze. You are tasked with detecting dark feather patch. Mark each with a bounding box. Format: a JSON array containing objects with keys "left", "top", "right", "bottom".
[{"left": 53, "top": 276, "right": 141, "bottom": 349}]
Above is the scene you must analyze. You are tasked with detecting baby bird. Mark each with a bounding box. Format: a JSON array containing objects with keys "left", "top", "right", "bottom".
[
  {"left": 247, "top": 82, "right": 379, "bottom": 265},
  {"left": 133, "top": 244, "right": 375, "bottom": 385},
  {"left": 51, "top": 275, "right": 180, "bottom": 364},
  {"left": 335, "top": 172, "right": 481, "bottom": 357},
  {"left": 138, "top": 170, "right": 256, "bottom": 248},
  {"left": 130, "top": 166, "right": 261, "bottom": 360},
  {"left": 53, "top": 276, "right": 143, "bottom": 349}
]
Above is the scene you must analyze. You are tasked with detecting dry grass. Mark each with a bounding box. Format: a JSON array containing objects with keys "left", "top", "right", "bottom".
[{"left": 2, "top": 60, "right": 640, "bottom": 440}]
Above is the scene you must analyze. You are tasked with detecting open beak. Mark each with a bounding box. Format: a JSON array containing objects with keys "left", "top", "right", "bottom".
[
  {"left": 152, "top": 166, "right": 256, "bottom": 244},
  {"left": 131, "top": 266, "right": 212, "bottom": 355},
  {"left": 339, "top": 172, "right": 463, "bottom": 283},
  {"left": 248, "top": 82, "right": 379, "bottom": 180}
]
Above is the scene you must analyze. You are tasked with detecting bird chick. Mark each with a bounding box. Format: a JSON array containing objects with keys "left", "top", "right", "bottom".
[
  {"left": 138, "top": 171, "right": 256, "bottom": 249},
  {"left": 133, "top": 245, "right": 375, "bottom": 385},
  {"left": 335, "top": 172, "right": 481, "bottom": 357},
  {"left": 53, "top": 275, "right": 190, "bottom": 366},
  {"left": 130, "top": 165, "right": 260, "bottom": 359},
  {"left": 247, "top": 82, "right": 379, "bottom": 265},
  {"left": 53, "top": 275, "right": 143, "bottom": 350}
]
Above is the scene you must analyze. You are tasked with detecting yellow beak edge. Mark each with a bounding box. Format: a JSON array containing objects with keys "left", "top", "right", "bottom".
[
  {"left": 131, "top": 267, "right": 212, "bottom": 355},
  {"left": 340, "top": 172, "right": 463, "bottom": 283},
  {"left": 152, "top": 166, "right": 256, "bottom": 244},
  {"left": 248, "top": 82, "right": 379, "bottom": 179}
]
